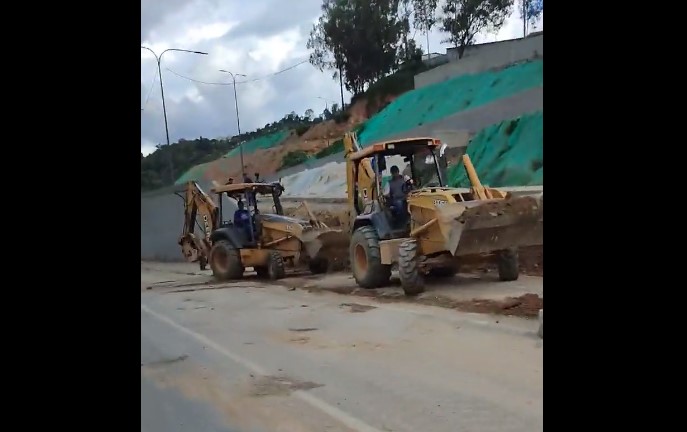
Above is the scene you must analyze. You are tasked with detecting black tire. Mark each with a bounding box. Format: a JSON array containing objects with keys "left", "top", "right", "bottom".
[
  {"left": 308, "top": 257, "right": 329, "bottom": 275},
  {"left": 255, "top": 266, "right": 269, "bottom": 278},
  {"left": 497, "top": 247, "right": 519, "bottom": 281},
  {"left": 427, "top": 265, "right": 458, "bottom": 278},
  {"left": 209, "top": 240, "right": 244, "bottom": 280},
  {"left": 266, "top": 251, "right": 286, "bottom": 280},
  {"left": 350, "top": 226, "right": 391, "bottom": 288},
  {"left": 398, "top": 239, "right": 425, "bottom": 296}
]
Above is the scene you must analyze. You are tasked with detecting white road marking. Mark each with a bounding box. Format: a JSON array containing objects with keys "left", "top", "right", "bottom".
[{"left": 141, "top": 303, "right": 384, "bottom": 432}]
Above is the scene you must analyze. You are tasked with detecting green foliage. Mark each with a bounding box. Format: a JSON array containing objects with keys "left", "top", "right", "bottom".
[
  {"left": 308, "top": 0, "right": 405, "bottom": 95},
  {"left": 413, "top": 0, "right": 439, "bottom": 32},
  {"left": 315, "top": 139, "right": 344, "bottom": 159},
  {"left": 314, "top": 121, "right": 367, "bottom": 159},
  {"left": 280, "top": 150, "right": 310, "bottom": 169},
  {"left": 333, "top": 111, "right": 351, "bottom": 124},
  {"left": 351, "top": 57, "right": 429, "bottom": 115},
  {"left": 295, "top": 125, "right": 311, "bottom": 136},
  {"left": 440, "top": 0, "right": 514, "bottom": 58},
  {"left": 142, "top": 109, "right": 326, "bottom": 191},
  {"left": 141, "top": 136, "right": 238, "bottom": 191}
]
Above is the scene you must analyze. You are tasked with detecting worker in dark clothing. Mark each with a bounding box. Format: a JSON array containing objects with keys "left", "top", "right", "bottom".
[
  {"left": 383, "top": 165, "right": 411, "bottom": 223},
  {"left": 233, "top": 200, "right": 252, "bottom": 239}
]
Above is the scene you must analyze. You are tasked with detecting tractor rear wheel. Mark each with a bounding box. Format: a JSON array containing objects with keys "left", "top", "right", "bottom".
[
  {"left": 308, "top": 257, "right": 329, "bottom": 274},
  {"left": 497, "top": 247, "right": 519, "bottom": 281},
  {"left": 209, "top": 240, "right": 244, "bottom": 280},
  {"left": 266, "top": 251, "right": 286, "bottom": 280},
  {"left": 398, "top": 239, "right": 425, "bottom": 296},
  {"left": 350, "top": 226, "right": 391, "bottom": 288}
]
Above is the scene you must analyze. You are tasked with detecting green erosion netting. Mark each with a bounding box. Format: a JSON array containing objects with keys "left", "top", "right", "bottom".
[
  {"left": 174, "top": 160, "right": 215, "bottom": 185},
  {"left": 357, "top": 60, "right": 543, "bottom": 146},
  {"left": 225, "top": 130, "right": 290, "bottom": 157},
  {"left": 174, "top": 130, "right": 291, "bottom": 184},
  {"left": 447, "top": 111, "right": 543, "bottom": 188}
]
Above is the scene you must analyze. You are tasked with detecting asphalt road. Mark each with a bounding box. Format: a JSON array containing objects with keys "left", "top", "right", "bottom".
[{"left": 141, "top": 264, "right": 543, "bottom": 432}]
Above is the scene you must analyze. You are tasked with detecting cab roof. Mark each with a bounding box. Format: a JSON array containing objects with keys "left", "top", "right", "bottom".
[
  {"left": 349, "top": 137, "right": 441, "bottom": 161},
  {"left": 210, "top": 182, "right": 281, "bottom": 197}
]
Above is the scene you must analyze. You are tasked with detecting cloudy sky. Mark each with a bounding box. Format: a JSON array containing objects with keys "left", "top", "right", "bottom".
[{"left": 141, "top": 0, "right": 543, "bottom": 155}]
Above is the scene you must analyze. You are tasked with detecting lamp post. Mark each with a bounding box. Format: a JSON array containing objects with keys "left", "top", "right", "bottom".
[
  {"left": 141, "top": 46, "right": 208, "bottom": 183},
  {"left": 219, "top": 69, "right": 247, "bottom": 179}
]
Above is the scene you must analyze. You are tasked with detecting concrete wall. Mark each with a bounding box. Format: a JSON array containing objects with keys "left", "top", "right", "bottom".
[
  {"left": 141, "top": 180, "right": 239, "bottom": 262},
  {"left": 415, "top": 34, "right": 543, "bottom": 89}
]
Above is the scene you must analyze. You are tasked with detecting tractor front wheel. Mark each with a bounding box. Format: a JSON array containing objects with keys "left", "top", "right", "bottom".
[
  {"left": 209, "top": 241, "right": 244, "bottom": 280},
  {"left": 350, "top": 226, "right": 391, "bottom": 288},
  {"left": 398, "top": 239, "right": 425, "bottom": 296},
  {"left": 266, "top": 251, "right": 286, "bottom": 280},
  {"left": 497, "top": 247, "right": 520, "bottom": 281}
]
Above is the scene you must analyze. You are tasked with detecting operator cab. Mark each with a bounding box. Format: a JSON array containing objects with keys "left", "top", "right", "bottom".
[
  {"left": 211, "top": 182, "right": 286, "bottom": 248},
  {"left": 350, "top": 137, "right": 449, "bottom": 240}
]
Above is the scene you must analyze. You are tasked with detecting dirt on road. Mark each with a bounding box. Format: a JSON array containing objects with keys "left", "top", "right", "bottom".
[{"left": 298, "top": 283, "right": 542, "bottom": 319}]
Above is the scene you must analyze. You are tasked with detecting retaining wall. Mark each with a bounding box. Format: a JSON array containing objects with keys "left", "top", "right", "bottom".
[{"left": 415, "top": 34, "right": 543, "bottom": 89}]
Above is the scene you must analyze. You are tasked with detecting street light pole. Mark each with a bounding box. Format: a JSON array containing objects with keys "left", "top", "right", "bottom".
[
  {"left": 219, "top": 69, "right": 247, "bottom": 179},
  {"left": 141, "top": 46, "right": 208, "bottom": 183}
]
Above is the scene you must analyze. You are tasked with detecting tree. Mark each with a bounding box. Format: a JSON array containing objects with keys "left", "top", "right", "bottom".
[
  {"left": 307, "top": 0, "right": 403, "bottom": 96},
  {"left": 322, "top": 107, "right": 333, "bottom": 120},
  {"left": 396, "top": 0, "right": 414, "bottom": 63},
  {"left": 518, "top": 0, "right": 543, "bottom": 35},
  {"left": 440, "top": 0, "right": 513, "bottom": 59},
  {"left": 412, "top": 0, "right": 438, "bottom": 58},
  {"left": 304, "top": 108, "right": 315, "bottom": 120}
]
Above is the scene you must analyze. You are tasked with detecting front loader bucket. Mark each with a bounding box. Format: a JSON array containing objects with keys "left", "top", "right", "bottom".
[
  {"left": 300, "top": 228, "right": 351, "bottom": 260},
  {"left": 437, "top": 194, "right": 543, "bottom": 257}
]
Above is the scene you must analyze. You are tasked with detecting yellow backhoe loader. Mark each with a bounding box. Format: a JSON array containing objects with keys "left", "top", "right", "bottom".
[
  {"left": 176, "top": 181, "right": 349, "bottom": 281},
  {"left": 343, "top": 132, "right": 543, "bottom": 295}
]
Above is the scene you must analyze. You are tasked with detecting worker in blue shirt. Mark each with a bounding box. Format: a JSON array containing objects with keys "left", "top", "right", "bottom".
[{"left": 233, "top": 200, "right": 252, "bottom": 239}]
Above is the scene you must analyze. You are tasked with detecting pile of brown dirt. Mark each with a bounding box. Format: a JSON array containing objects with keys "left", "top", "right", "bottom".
[
  {"left": 460, "top": 245, "right": 543, "bottom": 277},
  {"left": 197, "top": 135, "right": 330, "bottom": 184},
  {"left": 284, "top": 205, "right": 351, "bottom": 231},
  {"left": 298, "top": 283, "right": 542, "bottom": 318},
  {"left": 441, "top": 293, "right": 542, "bottom": 318}
]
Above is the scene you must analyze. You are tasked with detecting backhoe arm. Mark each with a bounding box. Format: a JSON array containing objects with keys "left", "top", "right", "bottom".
[
  {"left": 343, "top": 132, "right": 377, "bottom": 215},
  {"left": 462, "top": 154, "right": 506, "bottom": 200},
  {"left": 178, "top": 181, "right": 219, "bottom": 266}
]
